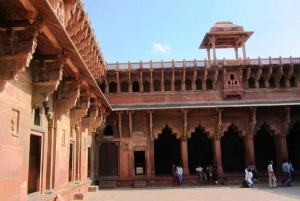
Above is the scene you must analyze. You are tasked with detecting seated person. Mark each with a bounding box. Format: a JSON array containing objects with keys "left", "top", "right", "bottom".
[
  {"left": 248, "top": 162, "right": 258, "bottom": 181},
  {"left": 244, "top": 168, "right": 254, "bottom": 188},
  {"left": 196, "top": 165, "right": 207, "bottom": 181}
]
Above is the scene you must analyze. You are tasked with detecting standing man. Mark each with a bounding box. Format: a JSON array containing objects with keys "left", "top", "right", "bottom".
[
  {"left": 177, "top": 165, "right": 183, "bottom": 184},
  {"left": 282, "top": 159, "right": 292, "bottom": 187},
  {"left": 268, "top": 161, "right": 277, "bottom": 188}
]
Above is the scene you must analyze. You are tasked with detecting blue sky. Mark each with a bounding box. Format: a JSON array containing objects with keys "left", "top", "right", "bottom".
[{"left": 83, "top": 0, "right": 300, "bottom": 63}]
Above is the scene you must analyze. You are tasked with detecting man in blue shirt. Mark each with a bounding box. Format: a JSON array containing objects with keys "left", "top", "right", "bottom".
[{"left": 282, "top": 159, "right": 292, "bottom": 187}]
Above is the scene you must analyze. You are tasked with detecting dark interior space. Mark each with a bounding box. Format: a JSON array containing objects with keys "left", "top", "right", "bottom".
[
  {"left": 254, "top": 125, "right": 277, "bottom": 171},
  {"left": 221, "top": 125, "right": 245, "bottom": 173},
  {"left": 27, "top": 135, "right": 41, "bottom": 194},
  {"left": 188, "top": 126, "right": 213, "bottom": 174},
  {"left": 134, "top": 151, "right": 146, "bottom": 175},
  {"left": 69, "top": 143, "right": 73, "bottom": 182},
  {"left": 154, "top": 125, "right": 181, "bottom": 175},
  {"left": 287, "top": 122, "right": 300, "bottom": 170}
]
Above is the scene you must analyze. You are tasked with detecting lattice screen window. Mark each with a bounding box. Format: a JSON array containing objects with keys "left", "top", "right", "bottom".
[{"left": 99, "top": 143, "right": 118, "bottom": 176}]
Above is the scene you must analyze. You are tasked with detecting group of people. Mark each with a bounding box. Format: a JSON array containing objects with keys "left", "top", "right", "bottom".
[
  {"left": 196, "top": 164, "right": 219, "bottom": 184},
  {"left": 268, "top": 159, "right": 295, "bottom": 188},
  {"left": 244, "top": 159, "right": 295, "bottom": 188},
  {"left": 172, "top": 164, "right": 183, "bottom": 184},
  {"left": 172, "top": 159, "right": 296, "bottom": 188}
]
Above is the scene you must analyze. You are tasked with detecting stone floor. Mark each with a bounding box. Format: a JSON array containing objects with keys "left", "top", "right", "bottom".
[{"left": 85, "top": 182, "right": 300, "bottom": 201}]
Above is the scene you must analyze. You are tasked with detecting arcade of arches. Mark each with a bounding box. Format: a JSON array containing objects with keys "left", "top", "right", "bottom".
[{"left": 96, "top": 107, "right": 300, "bottom": 180}]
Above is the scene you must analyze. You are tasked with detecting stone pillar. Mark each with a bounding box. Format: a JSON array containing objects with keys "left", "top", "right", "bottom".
[
  {"left": 275, "top": 135, "right": 288, "bottom": 169},
  {"left": 180, "top": 138, "right": 189, "bottom": 174},
  {"left": 211, "top": 35, "right": 217, "bottom": 62},
  {"left": 150, "top": 140, "right": 155, "bottom": 175},
  {"left": 146, "top": 140, "right": 151, "bottom": 177},
  {"left": 128, "top": 149, "right": 134, "bottom": 177},
  {"left": 244, "top": 136, "right": 255, "bottom": 167},
  {"left": 207, "top": 47, "right": 211, "bottom": 61},
  {"left": 45, "top": 119, "right": 55, "bottom": 191},
  {"left": 117, "top": 72, "right": 120, "bottom": 93},
  {"left": 241, "top": 35, "right": 247, "bottom": 59},
  {"left": 212, "top": 139, "right": 223, "bottom": 173},
  {"left": 150, "top": 72, "right": 154, "bottom": 92},
  {"left": 234, "top": 46, "right": 239, "bottom": 59},
  {"left": 161, "top": 70, "right": 164, "bottom": 92}
]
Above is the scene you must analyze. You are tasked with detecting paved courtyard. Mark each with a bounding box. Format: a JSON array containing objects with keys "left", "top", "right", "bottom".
[{"left": 86, "top": 183, "right": 300, "bottom": 201}]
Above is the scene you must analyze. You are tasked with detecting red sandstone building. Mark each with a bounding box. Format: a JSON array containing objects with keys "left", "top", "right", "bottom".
[{"left": 0, "top": 0, "right": 300, "bottom": 200}]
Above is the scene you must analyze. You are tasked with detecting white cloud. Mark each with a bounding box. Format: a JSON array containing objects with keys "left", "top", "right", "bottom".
[{"left": 151, "top": 43, "right": 171, "bottom": 54}]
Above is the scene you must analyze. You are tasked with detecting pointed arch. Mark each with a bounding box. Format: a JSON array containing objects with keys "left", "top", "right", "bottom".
[
  {"left": 221, "top": 123, "right": 245, "bottom": 172},
  {"left": 175, "top": 79, "right": 182, "bottom": 91},
  {"left": 143, "top": 80, "right": 150, "bottom": 92},
  {"left": 154, "top": 79, "right": 161, "bottom": 91},
  {"left": 164, "top": 79, "right": 171, "bottom": 91},
  {"left": 132, "top": 80, "right": 140, "bottom": 92},
  {"left": 109, "top": 82, "right": 117, "bottom": 93},
  {"left": 121, "top": 81, "right": 129, "bottom": 92},
  {"left": 185, "top": 79, "right": 192, "bottom": 90}
]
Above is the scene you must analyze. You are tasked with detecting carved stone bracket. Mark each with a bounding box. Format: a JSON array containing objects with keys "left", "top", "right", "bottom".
[
  {"left": 0, "top": 36, "right": 37, "bottom": 91},
  {"left": 32, "top": 59, "right": 63, "bottom": 108},
  {"left": 81, "top": 109, "right": 98, "bottom": 131},
  {"left": 55, "top": 79, "right": 80, "bottom": 120},
  {"left": 70, "top": 96, "right": 90, "bottom": 128}
]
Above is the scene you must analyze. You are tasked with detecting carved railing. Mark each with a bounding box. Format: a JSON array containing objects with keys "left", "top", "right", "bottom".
[{"left": 107, "top": 56, "right": 300, "bottom": 71}]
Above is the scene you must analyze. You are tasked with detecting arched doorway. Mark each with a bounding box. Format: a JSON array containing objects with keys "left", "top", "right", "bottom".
[
  {"left": 188, "top": 126, "right": 213, "bottom": 174},
  {"left": 254, "top": 124, "right": 277, "bottom": 171},
  {"left": 221, "top": 124, "right": 245, "bottom": 173},
  {"left": 287, "top": 121, "right": 300, "bottom": 169},
  {"left": 154, "top": 125, "right": 181, "bottom": 175}
]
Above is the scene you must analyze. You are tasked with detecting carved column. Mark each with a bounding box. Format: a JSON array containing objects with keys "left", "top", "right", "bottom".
[
  {"left": 116, "top": 72, "right": 120, "bottom": 93},
  {"left": 147, "top": 110, "right": 154, "bottom": 175},
  {"left": 171, "top": 69, "right": 175, "bottom": 91},
  {"left": 45, "top": 119, "right": 56, "bottom": 191},
  {"left": 180, "top": 137, "right": 189, "bottom": 175},
  {"left": 182, "top": 68, "right": 186, "bottom": 91},
  {"left": 150, "top": 71, "right": 154, "bottom": 92},
  {"left": 161, "top": 70, "right": 164, "bottom": 91},
  {"left": 234, "top": 45, "right": 239, "bottom": 59},
  {"left": 207, "top": 46, "right": 211, "bottom": 61},
  {"left": 192, "top": 69, "right": 197, "bottom": 90},
  {"left": 128, "top": 72, "right": 132, "bottom": 93},
  {"left": 275, "top": 107, "right": 290, "bottom": 167},
  {"left": 181, "top": 109, "right": 189, "bottom": 174},
  {"left": 241, "top": 34, "right": 247, "bottom": 59},
  {"left": 118, "top": 112, "right": 122, "bottom": 138},
  {"left": 210, "top": 35, "right": 217, "bottom": 63},
  {"left": 213, "top": 108, "right": 223, "bottom": 173},
  {"left": 140, "top": 71, "right": 143, "bottom": 92},
  {"left": 128, "top": 110, "right": 133, "bottom": 138},
  {"left": 244, "top": 107, "right": 256, "bottom": 166}
]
